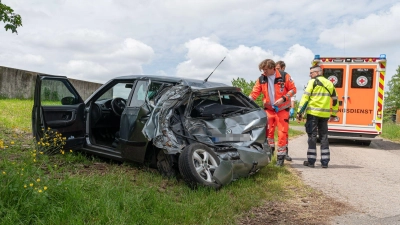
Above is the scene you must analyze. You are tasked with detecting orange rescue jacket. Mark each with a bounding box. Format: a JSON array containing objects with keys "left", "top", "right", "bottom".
[{"left": 250, "top": 70, "right": 297, "bottom": 111}]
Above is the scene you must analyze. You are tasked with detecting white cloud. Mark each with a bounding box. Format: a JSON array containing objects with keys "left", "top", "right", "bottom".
[
  {"left": 1, "top": 0, "right": 399, "bottom": 97},
  {"left": 0, "top": 53, "right": 45, "bottom": 67},
  {"left": 176, "top": 37, "right": 313, "bottom": 94},
  {"left": 318, "top": 3, "right": 400, "bottom": 50}
]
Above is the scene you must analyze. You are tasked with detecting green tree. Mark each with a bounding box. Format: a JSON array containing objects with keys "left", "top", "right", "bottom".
[
  {"left": 0, "top": 0, "right": 22, "bottom": 34},
  {"left": 384, "top": 65, "right": 400, "bottom": 121},
  {"left": 231, "top": 77, "right": 263, "bottom": 107}
]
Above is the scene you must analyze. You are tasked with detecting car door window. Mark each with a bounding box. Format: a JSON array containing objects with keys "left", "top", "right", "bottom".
[
  {"left": 130, "top": 80, "right": 149, "bottom": 107},
  {"left": 41, "top": 79, "right": 78, "bottom": 106}
]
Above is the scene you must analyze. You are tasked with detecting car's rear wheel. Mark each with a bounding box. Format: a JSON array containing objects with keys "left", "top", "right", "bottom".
[{"left": 179, "top": 143, "right": 221, "bottom": 189}]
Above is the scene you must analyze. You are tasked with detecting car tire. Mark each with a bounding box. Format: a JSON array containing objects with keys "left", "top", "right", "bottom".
[
  {"left": 178, "top": 143, "right": 221, "bottom": 189},
  {"left": 157, "top": 150, "right": 178, "bottom": 178}
]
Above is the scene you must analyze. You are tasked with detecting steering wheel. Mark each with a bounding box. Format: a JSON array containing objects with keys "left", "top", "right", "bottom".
[{"left": 111, "top": 97, "right": 127, "bottom": 116}]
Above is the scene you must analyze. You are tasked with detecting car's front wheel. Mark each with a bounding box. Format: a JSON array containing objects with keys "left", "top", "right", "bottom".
[{"left": 179, "top": 143, "right": 221, "bottom": 189}]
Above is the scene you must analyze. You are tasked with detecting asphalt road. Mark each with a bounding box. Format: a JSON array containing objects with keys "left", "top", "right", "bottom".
[{"left": 288, "top": 126, "right": 400, "bottom": 225}]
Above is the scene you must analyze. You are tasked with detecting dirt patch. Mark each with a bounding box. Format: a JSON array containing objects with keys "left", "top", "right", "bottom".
[{"left": 237, "top": 168, "right": 354, "bottom": 225}]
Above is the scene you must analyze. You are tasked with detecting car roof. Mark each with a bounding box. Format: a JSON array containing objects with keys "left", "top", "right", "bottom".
[{"left": 112, "top": 75, "right": 229, "bottom": 89}]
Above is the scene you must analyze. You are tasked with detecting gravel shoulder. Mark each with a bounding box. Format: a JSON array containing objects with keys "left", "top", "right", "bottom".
[{"left": 288, "top": 126, "right": 400, "bottom": 224}]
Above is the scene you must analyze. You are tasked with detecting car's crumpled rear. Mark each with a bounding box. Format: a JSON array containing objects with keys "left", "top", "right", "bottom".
[{"left": 143, "top": 85, "right": 271, "bottom": 186}]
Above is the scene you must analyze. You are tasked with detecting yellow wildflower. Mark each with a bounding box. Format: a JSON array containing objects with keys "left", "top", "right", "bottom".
[
  {"left": 11, "top": 141, "right": 15, "bottom": 145},
  {"left": 40, "top": 152, "right": 43, "bottom": 154},
  {"left": 33, "top": 159, "right": 36, "bottom": 162},
  {"left": 29, "top": 183, "right": 33, "bottom": 187},
  {"left": 44, "top": 186, "right": 48, "bottom": 190},
  {"left": 38, "top": 189, "right": 43, "bottom": 193},
  {"left": 37, "top": 178, "right": 40, "bottom": 182},
  {"left": 2, "top": 171, "right": 5, "bottom": 175},
  {"left": 24, "top": 184, "right": 27, "bottom": 188},
  {"left": 70, "top": 149, "right": 73, "bottom": 153}
]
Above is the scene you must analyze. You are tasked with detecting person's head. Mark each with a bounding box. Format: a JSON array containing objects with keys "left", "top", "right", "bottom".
[
  {"left": 259, "top": 59, "right": 276, "bottom": 76},
  {"left": 275, "top": 60, "right": 286, "bottom": 71},
  {"left": 309, "top": 65, "right": 322, "bottom": 78}
]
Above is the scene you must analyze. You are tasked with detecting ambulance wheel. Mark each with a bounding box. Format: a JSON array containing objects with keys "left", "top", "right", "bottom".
[{"left": 361, "top": 140, "right": 371, "bottom": 146}]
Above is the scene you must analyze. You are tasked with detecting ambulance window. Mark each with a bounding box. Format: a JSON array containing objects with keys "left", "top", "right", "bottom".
[
  {"left": 323, "top": 69, "right": 343, "bottom": 88},
  {"left": 351, "top": 69, "right": 373, "bottom": 89}
]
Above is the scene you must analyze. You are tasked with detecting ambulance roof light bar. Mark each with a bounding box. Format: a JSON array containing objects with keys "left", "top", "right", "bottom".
[{"left": 314, "top": 54, "right": 386, "bottom": 62}]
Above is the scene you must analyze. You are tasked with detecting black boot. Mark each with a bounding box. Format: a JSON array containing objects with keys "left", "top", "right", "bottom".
[
  {"left": 276, "top": 155, "right": 284, "bottom": 167},
  {"left": 285, "top": 147, "right": 292, "bottom": 161}
]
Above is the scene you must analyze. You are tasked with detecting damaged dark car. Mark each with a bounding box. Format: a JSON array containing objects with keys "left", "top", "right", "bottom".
[{"left": 32, "top": 75, "right": 271, "bottom": 189}]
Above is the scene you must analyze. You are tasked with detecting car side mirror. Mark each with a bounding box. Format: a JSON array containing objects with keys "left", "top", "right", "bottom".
[{"left": 61, "top": 96, "right": 76, "bottom": 105}]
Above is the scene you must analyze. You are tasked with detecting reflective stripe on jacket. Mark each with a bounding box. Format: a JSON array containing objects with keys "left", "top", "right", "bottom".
[
  {"left": 298, "top": 76, "right": 339, "bottom": 118},
  {"left": 249, "top": 70, "right": 297, "bottom": 111}
]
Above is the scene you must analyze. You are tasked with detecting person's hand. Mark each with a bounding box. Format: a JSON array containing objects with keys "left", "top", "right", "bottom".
[
  {"left": 296, "top": 113, "right": 303, "bottom": 122},
  {"left": 273, "top": 97, "right": 284, "bottom": 106},
  {"left": 328, "top": 116, "right": 338, "bottom": 122},
  {"left": 289, "top": 108, "right": 294, "bottom": 117}
]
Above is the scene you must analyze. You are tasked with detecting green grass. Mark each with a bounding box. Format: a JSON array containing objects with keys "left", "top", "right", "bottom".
[
  {"left": 0, "top": 99, "right": 307, "bottom": 224},
  {"left": 381, "top": 122, "right": 400, "bottom": 142},
  {"left": 0, "top": 99, "right": 33, "bottom": 131}
]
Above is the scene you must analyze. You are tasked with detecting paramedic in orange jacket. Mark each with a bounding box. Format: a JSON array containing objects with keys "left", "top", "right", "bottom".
[
  {"left": 249, "top": 59, "right": 297, "bottom": 166},
  {"left": 276, "top": 60, "right": 294, "bottom": 162}
]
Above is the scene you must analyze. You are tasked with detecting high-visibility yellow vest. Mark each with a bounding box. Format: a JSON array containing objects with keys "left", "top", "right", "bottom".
[{"left": 298, "top": 76, "right": 338, "bottom": 118}]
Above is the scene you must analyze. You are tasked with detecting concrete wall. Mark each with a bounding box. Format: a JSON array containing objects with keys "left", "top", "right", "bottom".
[{"left": 0, "top": 66, "right": 103, "bottom": 100}]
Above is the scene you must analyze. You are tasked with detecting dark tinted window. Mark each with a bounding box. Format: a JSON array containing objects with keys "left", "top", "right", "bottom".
[
  {"left": 351, "top": 68, "right": 374, "bottom": 89},
  {"left": 323, "top": 68, "right": 343, "bottom": 88}
]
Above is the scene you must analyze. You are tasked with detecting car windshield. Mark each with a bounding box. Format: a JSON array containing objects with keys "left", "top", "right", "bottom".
[{"left": 97, "top": 82, "right": 132, "bottom": 101}]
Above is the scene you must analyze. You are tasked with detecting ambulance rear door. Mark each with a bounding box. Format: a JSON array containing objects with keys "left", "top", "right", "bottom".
[{"left": 345, "top": 65, "right": 377, "bottom": 127}]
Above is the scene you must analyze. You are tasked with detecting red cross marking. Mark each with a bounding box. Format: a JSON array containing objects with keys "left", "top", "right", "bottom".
[
  {"left": 329, "top": 77, "right": 335, "bottom": 83},
  {"left": 359, "top": 78, "right": 365, "bottom": 84}
]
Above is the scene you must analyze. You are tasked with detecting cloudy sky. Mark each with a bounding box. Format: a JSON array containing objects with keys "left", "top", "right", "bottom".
[{"left": 1, "top": 0, "right": 399, "bottom": 98}]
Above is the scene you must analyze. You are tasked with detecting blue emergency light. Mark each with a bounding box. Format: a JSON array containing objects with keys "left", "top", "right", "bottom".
[
  {"left": 379, "top": 54, "right": 386, "bottom": 59},
  {"left": 314, "top": 55, "right": 320, "bottom": 60}
]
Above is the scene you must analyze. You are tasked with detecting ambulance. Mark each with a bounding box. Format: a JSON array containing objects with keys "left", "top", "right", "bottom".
[{"left": 311, "top": 54, "right": 387, "bottom": 146}]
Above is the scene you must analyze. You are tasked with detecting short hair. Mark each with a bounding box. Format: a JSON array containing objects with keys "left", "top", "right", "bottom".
[
  {"left": 310, "top": 65, "right": 322, "bottom": 72},
  {"left": 276, "top": 60, "right": 286, "bottom": 69},
  {"left": 258, "top": 59, "right": 276, "bottom": 71}
]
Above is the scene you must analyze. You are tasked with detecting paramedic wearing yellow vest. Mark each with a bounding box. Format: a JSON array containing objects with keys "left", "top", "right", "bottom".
[
  {"left": 249, "top": 59, "right": 296, "bottom": 167},
  {"left": 297, "top": 65, "right": 339, "bottom": 168}
]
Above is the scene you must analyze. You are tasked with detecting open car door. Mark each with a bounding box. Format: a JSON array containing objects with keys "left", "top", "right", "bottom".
[{"left": 32, "top": 74, "right": 86, "bottom": 150}]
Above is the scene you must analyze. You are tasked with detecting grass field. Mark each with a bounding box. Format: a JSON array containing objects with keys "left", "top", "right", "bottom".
[{"left": 0, "top": 99, "right": 307, "bottom": 225}]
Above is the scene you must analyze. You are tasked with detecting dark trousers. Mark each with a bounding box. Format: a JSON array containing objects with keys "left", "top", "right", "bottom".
[{"left": 305, "top": 114, "right": 330, "bottom": 165}]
